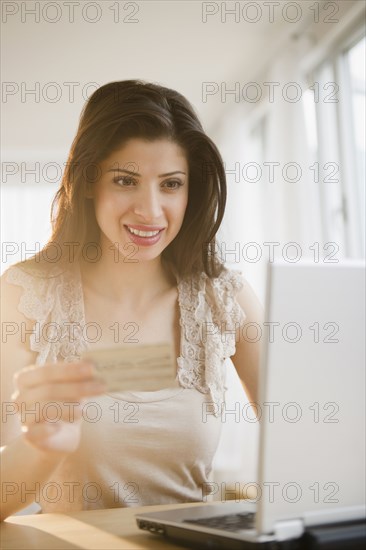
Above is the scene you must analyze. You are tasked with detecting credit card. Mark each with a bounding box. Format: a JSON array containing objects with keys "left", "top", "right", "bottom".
[{"left": 81, "top": 342, "right": 177, "bottom": 392}]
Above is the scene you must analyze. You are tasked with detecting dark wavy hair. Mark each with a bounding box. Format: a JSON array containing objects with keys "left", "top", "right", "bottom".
[{"left": 39, "top": 80, "right": 227, "bottom": 278}]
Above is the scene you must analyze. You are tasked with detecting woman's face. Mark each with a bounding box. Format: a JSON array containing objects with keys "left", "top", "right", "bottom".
[{"left": 91, "top": 138, "right": 189, "bottom": 263}]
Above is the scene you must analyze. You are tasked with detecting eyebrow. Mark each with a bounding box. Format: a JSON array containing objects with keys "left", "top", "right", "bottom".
[{"left": 107, "top": 168, "right": 186, "bottom": 177}]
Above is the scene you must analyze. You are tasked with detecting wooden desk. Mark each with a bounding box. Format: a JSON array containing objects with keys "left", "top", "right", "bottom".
[{"left": 1, "top": 501, "right": 222, "bottom": 549}]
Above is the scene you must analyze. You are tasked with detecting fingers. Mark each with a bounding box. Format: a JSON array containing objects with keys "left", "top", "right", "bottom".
[{"left": 11, "top": 361, "right": 106, "bottom": 430}]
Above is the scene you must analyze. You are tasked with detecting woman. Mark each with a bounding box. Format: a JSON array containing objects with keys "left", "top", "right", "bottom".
[{"left": 0, "top": 80, "right": 263, "bottom": 519}]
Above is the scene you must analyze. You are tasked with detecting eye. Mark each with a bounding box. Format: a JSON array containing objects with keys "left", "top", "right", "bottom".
[
  {"left": 162, "top": 179, "right": 184, "bottom": 190},
  {"left": 113, "top": 175, "right": 137, "bottom": 187}
]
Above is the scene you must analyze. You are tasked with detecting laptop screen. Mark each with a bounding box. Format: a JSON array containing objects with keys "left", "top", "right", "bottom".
[{"left": 256, "top": 260, "right": 366, "bottom": 534}]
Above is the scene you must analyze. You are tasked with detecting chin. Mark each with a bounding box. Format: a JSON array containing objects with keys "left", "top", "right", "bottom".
[{"left": 128, "top": 246, "right": 164, "bottom": 260}]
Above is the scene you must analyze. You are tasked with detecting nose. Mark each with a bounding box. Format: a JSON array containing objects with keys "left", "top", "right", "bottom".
[{"left": 132, "top": 186, "right": 163, "bottom": 221}]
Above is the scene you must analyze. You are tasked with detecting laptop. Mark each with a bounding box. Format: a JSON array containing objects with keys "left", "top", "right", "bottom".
[{"left": 135, "top": 260, "right": 366, "bottom": 548}]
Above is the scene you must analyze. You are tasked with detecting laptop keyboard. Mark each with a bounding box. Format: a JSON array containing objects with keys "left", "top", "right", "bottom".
[{"left": 183, "top": 511, "right": 256, "bottom": 532}]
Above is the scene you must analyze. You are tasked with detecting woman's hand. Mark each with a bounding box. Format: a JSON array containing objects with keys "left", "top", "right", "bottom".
[{"left": 11, "top": 361, "right": 106, "bottom": 455}]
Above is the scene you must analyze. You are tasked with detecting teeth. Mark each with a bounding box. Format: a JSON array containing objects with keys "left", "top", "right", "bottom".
[{"left": 127, "top": 226, "right": 161, "bottom": 237}]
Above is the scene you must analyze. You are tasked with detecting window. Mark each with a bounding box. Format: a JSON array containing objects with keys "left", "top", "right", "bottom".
[
  {"left": 304, "top": 31, "right": 365, "bottom": 258},
  {"left": 346, "top": 36, "right": 366, "bottom": 254}
]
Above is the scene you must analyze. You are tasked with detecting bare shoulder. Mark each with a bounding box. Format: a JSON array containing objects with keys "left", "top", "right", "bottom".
[
  {"left": 1, "top": 266, "right": 27, "bottom": 321},
  {"left": 1, "top": 263, "right": 39, "bottom": 353},
  {"left": 228, "top": 272, "right": 264, "bottom": 404},
  {"left": 234, "top": 274, "right": 264, "bottom": 325}
]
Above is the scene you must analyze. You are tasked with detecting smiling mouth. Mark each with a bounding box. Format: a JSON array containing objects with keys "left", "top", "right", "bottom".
[{"left": 125, "top": 225, "right": 164, "bottom": 237}]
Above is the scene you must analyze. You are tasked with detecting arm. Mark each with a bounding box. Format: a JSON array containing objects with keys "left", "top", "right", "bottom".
[
  {"left": 230, "top": 277, "right": 264, "bottom": 408},
  {"left": 0, "top": 271, "right": 105, "bottom": 521},
  {"left": 0, "top": 274, "right": 66, "bottom": 519}
]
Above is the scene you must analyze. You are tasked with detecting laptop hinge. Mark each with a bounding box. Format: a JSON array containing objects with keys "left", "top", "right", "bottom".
[{"left": 274, "top": 518, "right": 304, "bottom": 541}]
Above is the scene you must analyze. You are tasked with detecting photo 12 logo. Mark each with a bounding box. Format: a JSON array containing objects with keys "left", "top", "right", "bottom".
[
  {"left": 201, "top": 2, "right": 340, "bottom": 24},
  {"left": 2, "top": 400, "right": 141, "bottom": 425},
  {"left": 1, "top": 1, "right": 140, "bottom": 24},
  {"left": 201, "top": 401, "right": 340, "bottom": 424},
  {"left": 201, "top": 480, "right": 340, "bottom": 504},
  {"left": 1, "top": 319, "right": 140, "bottom": 345},
  {"left": 1, "top": 241, "right": 140, "bottom": 265},
  {"left": 2, "top": 81, "right": 101, "bottom": 103},
  {"left": 201, "top": 81, "right": 339, "bottom": 104},
  {"left": 202, "top": 241, "right": 340, "bottom": 264},
  {"left": 1, "top": 480, "right": 140, "bottom": 504}
]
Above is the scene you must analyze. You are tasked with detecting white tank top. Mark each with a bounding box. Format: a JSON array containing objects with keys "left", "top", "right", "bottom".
[{"left": 6, "top": 262, "right": 246, "bottom": 512}]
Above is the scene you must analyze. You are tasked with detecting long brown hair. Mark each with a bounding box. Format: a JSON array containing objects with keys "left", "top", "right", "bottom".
[{"left": 35, "top": 80, "right": 227, "bottom": 278}]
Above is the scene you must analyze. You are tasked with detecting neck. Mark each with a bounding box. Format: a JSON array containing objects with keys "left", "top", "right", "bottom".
[{"left": 79, "top": 242, "right": 176, "bottom": 307}]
